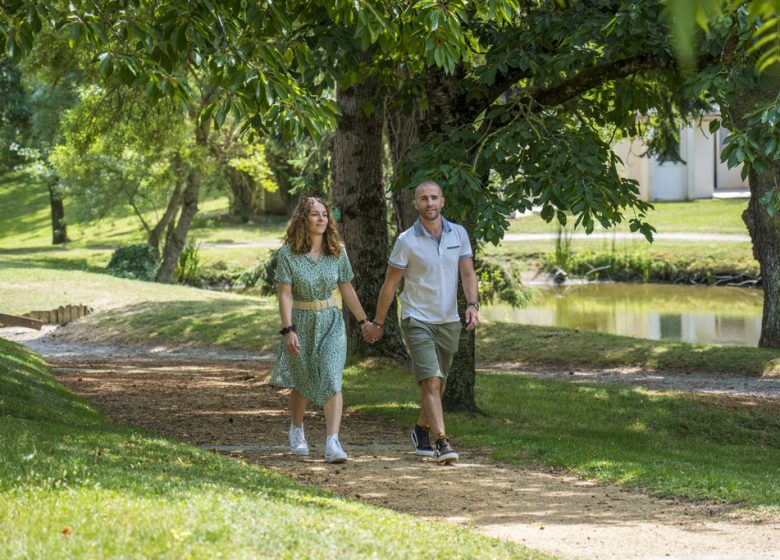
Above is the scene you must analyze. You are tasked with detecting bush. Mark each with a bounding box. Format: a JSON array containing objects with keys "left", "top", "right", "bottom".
[
  {"left": 106, "top": 243, "right": 159, "bottom": 281},
  {"left": 476, "top": 257, "right": 532, "bottom": 308},
  {"left": 239, "top": 248, "right": 281, "bottom": 295},
  {"left": 176, "top": 240, "right": 202, "bottom": 285}
]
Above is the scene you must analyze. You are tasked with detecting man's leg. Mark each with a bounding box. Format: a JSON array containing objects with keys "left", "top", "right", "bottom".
[{"left": 419, "top": 376, "right": 446, "bottom": 437}]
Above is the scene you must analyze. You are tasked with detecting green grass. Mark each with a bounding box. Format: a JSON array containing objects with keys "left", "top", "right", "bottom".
[
  {"left": 479, "top": 322, "right": 780, "bottom": 377},
  {"left": 0, "top": 172, "right": 286, "bottom": 254},
  {"left": 345, "top": 359, "right": 780, "bottom": 507},
  {"left": 508, "top": 198, "right": 750, "bottom": 235},
  {"left": 0, "top": 338, "right": 547, "bottom": 559}
]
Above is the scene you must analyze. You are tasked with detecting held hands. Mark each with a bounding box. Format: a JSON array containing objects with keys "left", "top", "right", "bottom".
[
  {"left": 464, "top": 306, "right": 480, "bottom": 331},
  {"left": 284, "top": 332, "right": 301, "bottom": 356},
  {"left": 362, "top": 322, "right": 383, "bottom": 344}
]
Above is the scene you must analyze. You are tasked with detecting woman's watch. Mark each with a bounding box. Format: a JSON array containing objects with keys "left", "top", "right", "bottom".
[
  {"left": 467, "top": 301, "right": 479, "bottom": 310},
  {"left": 279, "top": 324, "right": 296, "bottom": 335},
  {"left": 358, "top": 318, "right": 369, "bottom": 325}
]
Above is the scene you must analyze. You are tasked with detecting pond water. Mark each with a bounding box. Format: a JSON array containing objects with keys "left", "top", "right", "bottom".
[{"left": 481, "top": 283, "right": 763, "bottom": 346}]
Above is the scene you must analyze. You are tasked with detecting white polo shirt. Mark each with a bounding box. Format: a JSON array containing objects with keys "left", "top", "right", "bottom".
[{"left": 388, "top": 217, "right": 473, "bottom": 324}]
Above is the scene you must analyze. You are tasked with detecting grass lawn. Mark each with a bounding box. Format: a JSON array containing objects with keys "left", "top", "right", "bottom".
[
  {"left": 507, "top": 198, "right": 750, "bottom": 235},
  {"left": 0, "top": 339, "right": 544, "bottom": 559},
  {"left": 345, "top": 358, "right": 780, "bottom": 508},
  {"left": 479, "top": 322, "right": 780, "bottom": 377},
  {"left": 0, "top": 171, "right": 286, "bottom": 253}
]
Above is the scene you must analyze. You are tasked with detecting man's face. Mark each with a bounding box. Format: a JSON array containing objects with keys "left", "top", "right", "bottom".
[{"left": 413, "top": 185, "right": 444, "bottom": 221}]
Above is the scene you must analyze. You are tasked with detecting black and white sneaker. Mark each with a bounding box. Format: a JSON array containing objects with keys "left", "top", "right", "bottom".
[
  {"left": 411, "top": 424, "right": 434, "bottom": 457},
  {"left": 434, "top": 436, "right": 459, "bottom": 465}
]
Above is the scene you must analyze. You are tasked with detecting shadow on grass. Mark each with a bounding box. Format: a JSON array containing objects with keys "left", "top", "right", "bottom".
[{"left": 74, "top": 299, "right": 279, "bottom": 352}]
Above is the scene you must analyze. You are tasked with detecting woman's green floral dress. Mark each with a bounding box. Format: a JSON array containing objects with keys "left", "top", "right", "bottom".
[{"left": 270, "top": 243, "right": 354, "bottom": 405}]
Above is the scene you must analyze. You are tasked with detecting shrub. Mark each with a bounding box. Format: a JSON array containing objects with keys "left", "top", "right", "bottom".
[
  {"left": 236, "top": 248, "right": 280, "bottom": 295},
  {"left": 176, "top": 240, "right": 202, "bottom": 285},
  {"left": 476, "top": 257, "right": 533, "bottom": 308},
  {"left": 106, "top": 243, "right": 158, "bottom": 281}
]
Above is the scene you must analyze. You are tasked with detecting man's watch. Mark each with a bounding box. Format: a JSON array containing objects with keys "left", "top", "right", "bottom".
[{"left": 467, "top": 301, "right": 480, "bottom": 310}]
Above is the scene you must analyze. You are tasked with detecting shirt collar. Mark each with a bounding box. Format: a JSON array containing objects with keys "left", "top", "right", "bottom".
[{"left": 413, "top": 217, "right": 452, "bottom": 237}]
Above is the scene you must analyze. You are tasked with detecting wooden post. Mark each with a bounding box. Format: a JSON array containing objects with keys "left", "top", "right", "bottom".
[{"left": 0, "top": 313, "right": 44, "bottom": 330}]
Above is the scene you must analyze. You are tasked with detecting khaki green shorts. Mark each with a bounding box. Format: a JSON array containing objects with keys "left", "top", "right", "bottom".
[{"left": 400, "top": 317, "right": 462, "bottom": 383}]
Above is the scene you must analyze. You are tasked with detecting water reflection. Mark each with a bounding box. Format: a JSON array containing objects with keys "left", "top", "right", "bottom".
[{"left": 482, "top": 283, "right": 763, "bottom": 346}]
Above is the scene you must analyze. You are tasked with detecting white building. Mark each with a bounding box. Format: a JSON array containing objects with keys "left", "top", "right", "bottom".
[{"left": 614, "top": 113, "right": 749, "bottom": 201}]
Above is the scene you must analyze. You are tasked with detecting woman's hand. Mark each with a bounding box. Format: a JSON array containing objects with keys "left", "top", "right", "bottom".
[{"left": 285, "top": 332, "right": 300, "bottom": 356}]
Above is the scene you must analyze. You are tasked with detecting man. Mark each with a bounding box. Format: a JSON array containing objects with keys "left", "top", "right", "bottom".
[{"left": 365, "top": 180, "right": 479, "bottom": 464}]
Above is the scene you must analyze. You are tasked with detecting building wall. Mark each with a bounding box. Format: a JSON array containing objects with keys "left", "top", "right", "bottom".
[{"left": 615, "top": 115, "right": 747, "bottom": 202}]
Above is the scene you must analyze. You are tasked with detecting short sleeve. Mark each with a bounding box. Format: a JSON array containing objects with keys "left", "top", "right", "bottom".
[
  {"left": 458, "top": 227, "right": 473, "bottom": 260},
  {"left": 274, "top": 245, "right": 293, "bottom": 285},
  {"left": 338, "top": 247, "right": 354, "bottom": 284},
  {"left": 388, "top": 236, "right": 408, "bottom": 270}
]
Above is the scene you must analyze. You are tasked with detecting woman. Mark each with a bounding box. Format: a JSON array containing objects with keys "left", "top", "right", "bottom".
[{"left": 270, "top": 196, "right": 371, "bottom": 463}]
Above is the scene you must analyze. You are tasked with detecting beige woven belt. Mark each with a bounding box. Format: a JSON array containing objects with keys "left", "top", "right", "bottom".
[{"left": 292, "top": 297, "right": 338, "bottom": 311}]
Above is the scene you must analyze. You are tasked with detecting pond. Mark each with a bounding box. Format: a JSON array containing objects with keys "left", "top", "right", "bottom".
[{"left": 482, "top": 283, "right": 763, "bottom": 346}]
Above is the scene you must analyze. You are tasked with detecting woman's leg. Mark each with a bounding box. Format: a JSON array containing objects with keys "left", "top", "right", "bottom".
[
  {"left": 289, "top": 389, "right": 307, "bottom": 427},
  {"left": 323, "top": 391, "right": 343, "bottom": 436}
]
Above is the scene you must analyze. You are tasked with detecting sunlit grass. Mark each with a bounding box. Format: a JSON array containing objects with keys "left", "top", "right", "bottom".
[
  {"left": 477, "top": 322, "right": 780, "bottom": 377},
  {"left": 345, "top": 358, "right": 780, "bottom": 507},
  {"left": 508, "top": 198, "right": 750, "bottom": 235},
  {"left": 0, "top": 172, "right": 287, "bottom": 253}
]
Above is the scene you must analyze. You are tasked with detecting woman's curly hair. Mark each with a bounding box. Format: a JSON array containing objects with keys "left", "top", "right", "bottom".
[{"left": 285, "top": 197, "right": 343, "bottom": 257}]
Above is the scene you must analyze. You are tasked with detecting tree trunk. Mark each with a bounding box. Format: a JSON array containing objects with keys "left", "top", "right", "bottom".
[
  {"left": 385, "top": 101, "right": 421, "bottom": 232},
  {"left": 225, "top": 165, "right": 257, "bottom": 222},
  {"left": 743, "top": 164, "right": 780, "bottom": 348},
  {"left": 442, "top": 272, "right": 478, "bottom": 411},
  {"left": 47, "top": 177, "right": 69, "bottom": 245},
  {"left": 148, "top": 153, "right": 184, "bottom": 254},
  {"left": 418, "top": 65, "right": 480, "bottom": 411},
  {"left": 332, "top": 77, "right": 407, "bottom": 360},
  {"left": 728, "top": 75, "right": 780, "bottom": 348},
  {"left": 156, "top": 122, "right": 208, "bottom": 283}
]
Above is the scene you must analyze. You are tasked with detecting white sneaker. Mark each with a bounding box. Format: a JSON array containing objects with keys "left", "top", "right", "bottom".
[
  {"left": 288, "top": 423, "right": 309, "bottom": 456},
  {"left": 324, "top": 435, "right": 348, "bottom": 464}
]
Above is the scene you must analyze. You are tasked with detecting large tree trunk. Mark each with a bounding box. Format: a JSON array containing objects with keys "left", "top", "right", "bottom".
[
  {"left": 385, "top": 100, "right": 421, "bottom": 232},
  {"left": 417, "top": 66, "right": 480, "bottom": 411},
  {"left": 156, "top": 122, "right": 208, "bottom": 283},
  {"left": 728, "top": 74, "right": 780, "bottom": 348},
  {"left": 148, "top": 153, "right": 184, "bottom": 254},
  {"left": 47, "top": 176, "right": 68, "bottom": 245},
  {"left": 743, "top": 164, "right": 780, "bottom": 348},
  {"left": 332, "top": 77, "right": 406, "bottom": 360}
]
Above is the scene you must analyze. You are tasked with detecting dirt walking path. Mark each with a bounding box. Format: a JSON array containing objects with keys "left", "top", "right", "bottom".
[{"left": 47, "top": 356, "right": 780, "bottom": 560}]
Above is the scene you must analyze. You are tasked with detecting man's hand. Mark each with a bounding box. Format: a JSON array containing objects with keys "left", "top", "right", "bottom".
[
  {"left": 360, "top": 321, "right": 373, "bottom": 342},
  {"left": 284, "top": 332, "right": 300, "bottom": 356},
  {"left": 363, "top": 323, "right": 384, "bottom": 344},
  {"left": 464, "top": 306, "right": 480, "bottom": 331}
]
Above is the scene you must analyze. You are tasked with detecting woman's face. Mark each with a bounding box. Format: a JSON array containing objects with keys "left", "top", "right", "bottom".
[{"left": 306, "top": 200, "right": 329, "bottom": 237}]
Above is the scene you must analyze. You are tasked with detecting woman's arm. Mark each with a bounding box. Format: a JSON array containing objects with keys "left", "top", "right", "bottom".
[
  {"left": 338, "top": 281, "right": 369, "bottom": 323},
  {"left": 278, "top": 283, "right": 300, "bottom": 356}
]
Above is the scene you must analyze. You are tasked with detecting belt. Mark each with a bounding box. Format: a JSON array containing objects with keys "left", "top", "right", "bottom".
[{"left": 292, "top": 297, "right": 338, "bottom": 311}]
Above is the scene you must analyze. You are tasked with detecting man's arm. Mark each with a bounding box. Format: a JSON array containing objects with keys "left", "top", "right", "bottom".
[
  {"left": 459, "top": 257, "right": 480, "bottom": 331},
  {"left": 365, "top": 265, "right": 405, "bottom": 342}
]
